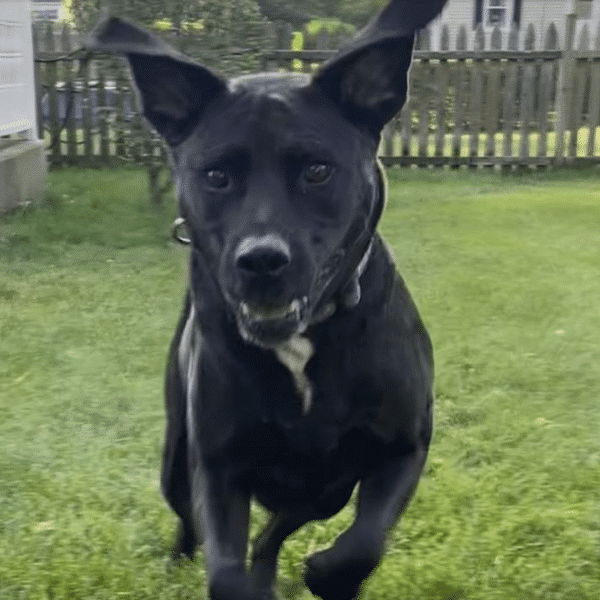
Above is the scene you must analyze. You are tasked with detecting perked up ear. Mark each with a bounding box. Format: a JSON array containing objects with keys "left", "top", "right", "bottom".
[
  {"left": 86, "top": 16, "right": 226, "bottom": 146},
  {"left": 312, "top": 0, "right": 447, "bottom": 136}
]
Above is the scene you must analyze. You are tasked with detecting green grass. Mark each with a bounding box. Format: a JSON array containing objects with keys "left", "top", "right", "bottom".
[{"left": 1, "top": 167, "right": 599, "bottom": 599}]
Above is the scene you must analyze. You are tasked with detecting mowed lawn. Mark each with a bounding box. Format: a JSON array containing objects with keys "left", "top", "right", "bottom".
[{"left": 1, "top": 167, "right": 599, "bottom": 600}]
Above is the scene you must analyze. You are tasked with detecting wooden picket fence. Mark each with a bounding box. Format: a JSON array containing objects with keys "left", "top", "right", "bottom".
[
  {"left": 34, "top": 19, "right": 600, "bottom": 170},
  {"left": 264, "top": 20, "right": 600, "bottom": 168},
  {"left": 33, "top": 22, "right": 169, "bottom": 174}
]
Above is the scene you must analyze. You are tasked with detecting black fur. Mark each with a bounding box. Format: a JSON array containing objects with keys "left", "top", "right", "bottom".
[{"left": 88, "top": 2, "right": 446, "bottom": 598}]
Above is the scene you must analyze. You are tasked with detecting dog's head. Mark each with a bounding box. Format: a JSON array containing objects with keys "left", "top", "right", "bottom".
[{"left": 88, "top": 1, "right": 446, "bottom": 348}]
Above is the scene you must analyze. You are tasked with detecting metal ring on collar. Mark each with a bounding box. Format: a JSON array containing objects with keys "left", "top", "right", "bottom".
[{"left": 172, "top": 217, "right": 191, "bottom": 245}]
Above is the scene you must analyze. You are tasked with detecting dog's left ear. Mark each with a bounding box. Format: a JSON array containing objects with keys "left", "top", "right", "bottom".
[
  {"left": 311, "top": 0, "right": 447, "bottom": 136},
  {"left": 87, "top": 15, "right": 226, "bottom": 145}
]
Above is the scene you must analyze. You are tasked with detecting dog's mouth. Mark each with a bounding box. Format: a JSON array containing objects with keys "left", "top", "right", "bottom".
[
  {"left": 232, "top": 250, "right": 358, "bottom": 348},
  {"left": 235, "top": 297, "right": 308, "bottom": 348}
]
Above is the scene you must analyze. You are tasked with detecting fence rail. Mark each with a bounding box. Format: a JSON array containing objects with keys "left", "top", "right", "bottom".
[{"left": 33, "top": 19, "right": 600, "bottom": 170}]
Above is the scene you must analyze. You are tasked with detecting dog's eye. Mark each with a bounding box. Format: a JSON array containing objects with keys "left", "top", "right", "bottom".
[
  {"left": 303, "top": 162, "right": 332, "bottom": 185},
  {"left": 204, "top": 169, "right": 229, "bottom": 190}
]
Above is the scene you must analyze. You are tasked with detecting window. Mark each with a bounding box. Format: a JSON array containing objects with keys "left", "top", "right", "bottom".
[
  {"left": 486, "top": 0, "right": 507, "bottom": 26},
  {"left": 474, "top": 0, "right": 522, "bottom": 29}
]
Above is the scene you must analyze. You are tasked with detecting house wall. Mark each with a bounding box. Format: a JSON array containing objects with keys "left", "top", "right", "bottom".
[
  {"left": 0, "top": 0, "right": 47, "bottom": 211},
  {"left": 520, "top": 1, "right": 565, "bottom": 47},
  {"left": 584, "top": 0, "right": 600, "bottom": 46},
  {"left": 431, "top": 0, "right": 600, "bottom": 49},
  {"left": 425, "top": 0, "right": 472, "bottom": 49},
  {"left": 31, "top": 0, "right": 64, "bottom": 22},
  {"left": 0, "top": 0, "right": 38, "bottom": 136},
  {"left": 440, "top": 0, "right": 476, "bottom": 28},
  {"left": 520, "top": 1, "right": 565, "bottom": 31},
  {"left": 522, "top": 1, "right": 600, "bottom": 49}
]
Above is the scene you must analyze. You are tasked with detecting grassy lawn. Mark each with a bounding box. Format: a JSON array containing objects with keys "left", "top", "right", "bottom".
[{"left": 1, "top": 167, "right": 599, "bottom": 599}]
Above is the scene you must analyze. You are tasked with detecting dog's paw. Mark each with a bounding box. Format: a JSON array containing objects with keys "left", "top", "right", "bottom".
[
  {"left": 304, "top": 557, "right": 362, "bottom": 600},
  {"left": 304, "top": 532, "right": 383, "bottom": 600}
]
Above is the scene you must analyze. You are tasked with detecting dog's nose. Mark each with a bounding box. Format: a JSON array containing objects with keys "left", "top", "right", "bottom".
[{"left": 235, "top": 235, "right": 291, "bottom": 276}]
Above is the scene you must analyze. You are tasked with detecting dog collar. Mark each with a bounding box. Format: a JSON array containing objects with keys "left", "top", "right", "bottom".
[{"left": 312, "top": 159, "right": 386, "bottom": 317}]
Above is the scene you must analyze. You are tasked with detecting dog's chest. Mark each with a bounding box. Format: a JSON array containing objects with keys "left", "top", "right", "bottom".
[{"left": 273, "top": 334, "right": 315, "bottom": 415}]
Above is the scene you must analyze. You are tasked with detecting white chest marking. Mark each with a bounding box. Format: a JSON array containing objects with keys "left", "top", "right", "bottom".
[
  {"left": 273, "top": 335, "right": 315, "bottom": 415},
  {"left": 179, "top": 305, "right": 202, "bottom": 438}
]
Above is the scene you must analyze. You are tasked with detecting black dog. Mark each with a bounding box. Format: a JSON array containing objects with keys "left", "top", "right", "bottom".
[{"left": 89, "top": 1, "right": 446, "bottom": 598}]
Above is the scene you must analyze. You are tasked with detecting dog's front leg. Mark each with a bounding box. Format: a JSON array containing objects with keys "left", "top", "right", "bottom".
[
  {"left": 304, "top": 446, "right": 429, "bottom": 600},
  {"left": 250, "top": 508, "right": 321, "bottom": 591},
  {"left": 188, "top": 458, "right": 261, "bottom": 600}
]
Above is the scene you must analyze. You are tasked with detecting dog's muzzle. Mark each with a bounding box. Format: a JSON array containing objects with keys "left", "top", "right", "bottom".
[
  {"left": 230, "top": 234, "right": 305, "bottom": 346},
  {"left": 236, "top": 296, "right": 309, "bottom": 348},
  {"left": 172, "top": 220, "right": 374, "bottom": 348}
]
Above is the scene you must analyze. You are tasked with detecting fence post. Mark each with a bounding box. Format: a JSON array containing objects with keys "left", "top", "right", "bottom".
[
  {"left": 433, "top": 24, "right": 450, "bottom": 164},
  {"left": 537, "top": 24, "right": 558, "bottom": 160},
  {"left": 484, "top": 26, "right": 502, "bottom": 163},
  {"left": 502, "top": 25, "right": 519, "bottom": 166},
  {"left": 586, "top": 24, "right": 600, "bottom": 157},
  {"left": 416, "top": 28, "right": 431, "bottom": 165},
  {"left": 518, "top": 24, "right": 536, "bottom": 164},
  {"left": 469, "top": 24, "right": 485, "bottom": 165},
  {"left": 555, "top": 10, "right": 576, "bottom": 164},
  {"left": 316, "top": 28, "right": 329, "bottom": 50},
  {"left": 569, "top": 25, "right": 591, "bottom": 158},
  {"left": 450, "top": 25, "right": 468, "bottom": 167},
  {"left": 82, "top": 50, "right": 93, "bottom": 165},
  {"left": 44, "top": 22, "right": 61, "bottom": 167},
  {"left": 97, "top": 59, "right": 110, "bottom": 163},
  {"left": 32, "top": 24, "right": 44, "bottom": 140},
  {"left": 61, "top": 22, "right": 77, "bottom": 164}
]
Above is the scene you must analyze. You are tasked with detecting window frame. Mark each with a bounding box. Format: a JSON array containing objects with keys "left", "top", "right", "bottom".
[{"left": 484, "top": 0, "right": 510, "bottom": 28}]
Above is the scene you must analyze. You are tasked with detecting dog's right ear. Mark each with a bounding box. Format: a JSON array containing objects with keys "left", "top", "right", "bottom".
[
  {"left": 87, "top": 16, "right": 226, "bottom": 145},
  {"left": 311, "top": 0, "right": 447, "bottom": 137}
]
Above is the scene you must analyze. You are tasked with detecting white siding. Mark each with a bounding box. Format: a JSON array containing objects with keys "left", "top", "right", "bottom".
[
  {"left": 431, "top": 0, "right": 600, "bottom": 49},
  {"left": 581, "top": 1, "right": 600, "bottom": 48},
  {"left": 428, "top": 0, "right": 476, "bottom": 49},
  {"left": 521, "top": 0, "right": 565, "bottom": 48},
  {"left": 441, "top": 0, "right": 476, "bottom": 26},
  {"left": 0, "top": 0, "right": 38, "bottom": 137}
]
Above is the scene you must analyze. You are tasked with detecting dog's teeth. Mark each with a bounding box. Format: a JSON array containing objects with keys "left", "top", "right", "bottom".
[
  {"left": 240, "top": 300, "right": 303, "bottom": 321},
  {"left": 290, "top": 299, "right": 301, "bottom": 316}
]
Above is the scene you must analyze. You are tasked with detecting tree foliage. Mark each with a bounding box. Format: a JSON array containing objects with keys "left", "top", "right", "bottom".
[
  {"left": 69, "top": 0, "right": 391, "bottom": 33},
  {"left": 72, "top": 0, "right": 274, "bottom": 75},
  {"left": 256, "top": 0, "right": 389, "bottom": 27}
]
